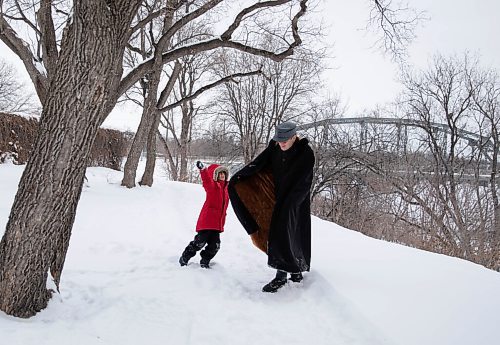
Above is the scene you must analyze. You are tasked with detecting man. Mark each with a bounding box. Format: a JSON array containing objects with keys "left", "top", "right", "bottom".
[{"left": 228, "top": 121, "right": 315, "bottom": 292}]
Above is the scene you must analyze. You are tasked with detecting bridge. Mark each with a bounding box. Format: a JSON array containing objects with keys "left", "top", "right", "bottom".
[
  {"left": 298, "top": 117, "right": 494, "bottom": 156},
  {"left": 298, "top": 117, "right": 497, "bottom": 184}
]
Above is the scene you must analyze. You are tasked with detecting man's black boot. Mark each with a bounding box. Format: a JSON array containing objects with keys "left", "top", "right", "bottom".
[
  {"left": 262, "top": 270, "right": 287, "bottom": 293},
  {"left": 289, "top": 272, "right": 303, "bottom": 283}
]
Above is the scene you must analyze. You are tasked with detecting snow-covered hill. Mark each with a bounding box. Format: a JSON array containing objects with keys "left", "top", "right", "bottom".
[{"left": 1, "top": 163, "right": 499, "bottom": 345}]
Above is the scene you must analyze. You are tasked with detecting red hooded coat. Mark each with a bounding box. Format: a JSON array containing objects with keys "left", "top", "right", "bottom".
[{"left": 196, "top": 164, "right": 229, "bottom": 232}]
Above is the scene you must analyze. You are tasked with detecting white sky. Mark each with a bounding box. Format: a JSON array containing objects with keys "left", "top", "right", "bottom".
[
  {"left": 1, "top": 161, "right": 500, "bottom": 344},
  {"left": 1, "top": 0, "right": 499, "bottom": 129},
  {"left": 321, "top": 0, "right": 500, "bottom": 114}
]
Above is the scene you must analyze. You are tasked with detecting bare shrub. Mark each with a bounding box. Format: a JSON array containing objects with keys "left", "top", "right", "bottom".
[
  {"left": 0, "top": 113, "right": 130, "bottom": 170},
  {"left": 89, "top": 128, "right": 132, "bottom": 170},
  {"left": 0, "top": 112, "right": 38, "bottom": 164}
]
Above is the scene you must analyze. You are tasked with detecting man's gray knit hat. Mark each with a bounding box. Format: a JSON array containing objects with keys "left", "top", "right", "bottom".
[{"left": 272, "top": 121, "right": 297, "bottom": 142}]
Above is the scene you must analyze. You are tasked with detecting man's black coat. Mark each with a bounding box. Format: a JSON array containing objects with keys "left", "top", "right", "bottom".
[{"left": 228, "top": 138, "right": 315, "bottom": 273}]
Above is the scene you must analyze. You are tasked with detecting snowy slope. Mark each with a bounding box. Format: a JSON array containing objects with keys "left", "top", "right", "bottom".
[{"left": 1, "top": 163, "right": 499, "bottom": 345}]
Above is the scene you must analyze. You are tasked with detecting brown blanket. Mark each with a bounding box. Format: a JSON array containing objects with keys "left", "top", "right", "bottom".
[{"left": 233, "top": 168, "right": 275, "bottom": 253}]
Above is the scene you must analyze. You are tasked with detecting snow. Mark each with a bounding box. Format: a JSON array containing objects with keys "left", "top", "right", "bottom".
[{"left": 1, "top": 161, "right": 499, "bottom": 345}]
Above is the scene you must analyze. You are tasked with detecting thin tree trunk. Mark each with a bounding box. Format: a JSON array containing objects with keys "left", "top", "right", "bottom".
[
  {"left": 123, "top": 5, "right": 178, "bottom": 188},
  {"left": 0, "top": 1, "right": 140, "bottom": 318},
  {"left": 121, "top": 83, "right": 160, "bottom": 188},
  {"left": 140, "top": 110, "right": 162, "bottom": 186},
  {"left": 140, "top": 63, "right": 181, "bottom": 186},
  {"left": 489, "top": 128, "right": 500, "bottom": 269},
  {"left": 178, "top": 102, "right": 193, "bottom": 182},
  {"left": 157, "top": 129, "right": 179, "bottom": 181}
]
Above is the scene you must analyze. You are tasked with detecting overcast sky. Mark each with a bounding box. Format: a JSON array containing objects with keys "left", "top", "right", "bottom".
[
  {"left": 1, "top": 0, "right": 499, "bottom": 129},
  {"left": 321, "top": 0, "right": 500, "bottom": 115}
]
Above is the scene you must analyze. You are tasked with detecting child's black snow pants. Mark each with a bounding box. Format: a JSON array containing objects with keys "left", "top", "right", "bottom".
[{"left": 181, "top": 230, "right": 221, "bottom": 264}]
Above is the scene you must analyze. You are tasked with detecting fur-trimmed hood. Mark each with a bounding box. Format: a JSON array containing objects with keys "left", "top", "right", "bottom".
[{"left": 208, "top": 164, "right": 229, "bottom": 181}]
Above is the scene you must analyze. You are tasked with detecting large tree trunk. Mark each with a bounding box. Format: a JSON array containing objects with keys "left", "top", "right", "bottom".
[{"left": 0, "top": 1, "right": 140, "bottom": 318}]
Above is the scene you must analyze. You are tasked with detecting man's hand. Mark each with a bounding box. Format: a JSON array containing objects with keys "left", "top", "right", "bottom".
[{"left": 196, "top": 161, "right": 204, "bottom": 169}]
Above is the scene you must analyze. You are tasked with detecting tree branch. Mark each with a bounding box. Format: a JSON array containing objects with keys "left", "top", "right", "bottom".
[
  {"left": 118, "top": 0, "right": 307, "bottom": 98},
  {"left": 156, "top": 0, "right": 223, "bottom": 53},
  {"left": 12, "top": 0, "right": 41, "bottom": 36},
  {"left": 157, "top": 60, "right": 182, "bottom": 107},
  {"left": 37, "top": 0, "right": 59, "bottom": 77},
  {"left": 369, "top": 0, "right": 426, "bottom": 59},
  {"left": 129, "top": 7, "right": 168, "bottom": 36},
  {"left": 0, "top": 16, "right": 48, "bottom": 103},
  {"left": 158, "top": 69, "right": 263, "bottom": 113},
  {"left": 126, "top": 43, "right": 148, "bottom": 56},
  {"left": 221, "top": 0, "right": 290, "bottom": 40}
]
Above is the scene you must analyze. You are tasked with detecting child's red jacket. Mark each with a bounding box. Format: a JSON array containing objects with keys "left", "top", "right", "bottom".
[{"left": 196, "top": 164, "right": 229, "bottom": 232}]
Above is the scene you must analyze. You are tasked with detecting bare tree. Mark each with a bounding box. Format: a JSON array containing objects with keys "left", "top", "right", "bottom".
[
  {"left": 121, "top": 0, "right": 307, "bottom": 187},
  {"left": 469, "top": 64, "right": 500, "bottom": 269},
  {"left": 302, "top": 54, "right": 500, "bottom": 272},
  {"left": 367, "top": 0, "right": 427, "bottom": 60},
  {"left": 157, "top": 52, "right": 265, "bottom": 181},
  {"left": 303, "top": 99, "right": 382, "bottom": 230},
  {"left": 210, "top": 43, "right": 324, "bottom": 163},
  {"left": 0, "top": 0, "right": 309, "bottom": 317},
  {"left": 396, "top": 55, "right": 479, "bottom": 256},
  {"left": 349, "top": 55, "right": 500, "bottom": 270},
  {"left": 0, "top": 60, "right": 38, "bottom": 114},
  {"left": 159, "top": 53, "right": 204, "bottom": 182},
  {"left": 121, "top": 0, "right": 183, "bottom": 188}
]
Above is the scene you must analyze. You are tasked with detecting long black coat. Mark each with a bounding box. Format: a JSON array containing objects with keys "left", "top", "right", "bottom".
[{"left": 228, "top": 138, "right": 315, "bottom": 273}]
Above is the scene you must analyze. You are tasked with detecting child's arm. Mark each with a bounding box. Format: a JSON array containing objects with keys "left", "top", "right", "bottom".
[{"left": 197, "top": 161, "right": 212, "bottom": 187}]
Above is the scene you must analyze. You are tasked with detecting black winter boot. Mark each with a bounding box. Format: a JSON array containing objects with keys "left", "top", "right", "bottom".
[
  {"left": 179, "top": 234, "right": 208, "bottom": 267},
  {"left": 289, "top": 272, "right": 303, "bottom": 283},
  {"left": 200, "top": 258, "right": 210, "bottom": 269},
  {"left": 262, "top": 270, "right": 287, "bottom": 293},
  {"left": 179, "top": 254, "right": 189, "bottom": 266}
]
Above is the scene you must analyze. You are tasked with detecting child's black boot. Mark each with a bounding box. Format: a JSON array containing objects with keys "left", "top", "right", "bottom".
[
  {"left": 179, "top": 251, "right": 191, "bottom": 266},
  {"left": 200, "top": 258, "right": 210, "bottom": 269}
]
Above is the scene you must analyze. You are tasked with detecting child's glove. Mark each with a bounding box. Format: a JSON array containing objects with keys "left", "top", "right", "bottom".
[{"left": 196, "top": 161, "right": 204, "bottom": 169}]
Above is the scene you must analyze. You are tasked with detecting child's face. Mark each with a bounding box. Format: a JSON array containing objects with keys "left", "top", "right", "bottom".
[{"left": 218, "top": 172, "right": 226, "bottom": 181}]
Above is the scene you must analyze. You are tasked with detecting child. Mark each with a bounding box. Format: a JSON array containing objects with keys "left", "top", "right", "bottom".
[{"left": 179, "top": 161, "right": 230, "bottom": 268}]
